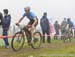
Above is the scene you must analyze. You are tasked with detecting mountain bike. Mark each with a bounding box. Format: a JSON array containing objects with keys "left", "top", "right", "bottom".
[
  {"left": 11, "top": 24, "right": 42, "bottom": 51},
  {"left": 62, "top": 25, "right": 73, "bottom": 42}
]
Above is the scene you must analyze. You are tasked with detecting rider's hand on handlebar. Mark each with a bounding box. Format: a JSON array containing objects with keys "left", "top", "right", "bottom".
[{"left": 16, "top": 23, "right": 19, "bottom": 26}]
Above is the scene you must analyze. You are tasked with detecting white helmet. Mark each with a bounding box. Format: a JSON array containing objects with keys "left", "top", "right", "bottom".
[{"left": 24, "top": 6, "right": 31, "bottom": 11}]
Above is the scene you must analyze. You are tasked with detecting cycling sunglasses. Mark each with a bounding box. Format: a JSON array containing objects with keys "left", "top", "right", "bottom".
[{"left": 25, "top": 10, "right": 30, "bottom": 12}]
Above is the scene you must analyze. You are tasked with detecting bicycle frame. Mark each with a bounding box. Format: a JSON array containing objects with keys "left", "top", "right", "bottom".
[
  {"left": 11, "top": 24, "right": 42, "bottom": 51},
  {"left": 17, "top": 24, "right": 32, "bottom": 43}
]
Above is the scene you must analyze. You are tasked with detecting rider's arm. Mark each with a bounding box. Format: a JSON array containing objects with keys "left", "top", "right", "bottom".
[
  {"left": 18, "top": 17, "right": 24, "bottom": 23},
  {"left": 32, "top": 17, "right": 38, "bottom": 26},
  {"left": 18, "top": 13, "right": 26, "bottom": 23}
]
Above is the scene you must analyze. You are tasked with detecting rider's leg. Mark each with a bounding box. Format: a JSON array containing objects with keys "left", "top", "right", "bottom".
[
  {"left": 30, "top": 26, "right": 35, "bottom": 41},
  {"left": 27, "top": 20, "right": 38, "bottom": 44},
  {"left": 26, "top": 25, "right": 35, "bottom": 45},
  {"left": 26, "top": 30, "right": 32, "bottom": 44},
  {"left": 23, "top": 26, "right": 32, "bottom": 44}
]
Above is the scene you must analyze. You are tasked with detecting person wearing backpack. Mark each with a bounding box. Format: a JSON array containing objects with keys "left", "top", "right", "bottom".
[
  {"left": 2, "top": 9, "right": 11, "bottom": 48},
  {"left": 40, "top": 12, "right": 51, "bottom": 43}
]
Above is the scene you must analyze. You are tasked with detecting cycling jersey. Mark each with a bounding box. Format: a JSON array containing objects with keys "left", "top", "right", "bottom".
[
  {"left": 67, "top": 21, "right": 73, "bottom": 28},
  {"left": 23, "top": 12, "right": 38, "bottom": 26},
  {"left": 23, "top": 12, "right": 36, "bottom": 21}
]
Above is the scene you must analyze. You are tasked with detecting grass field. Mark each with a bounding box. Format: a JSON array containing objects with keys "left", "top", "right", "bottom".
[{"left": 0, "top": 38, "right": 75, "bottom": 57}]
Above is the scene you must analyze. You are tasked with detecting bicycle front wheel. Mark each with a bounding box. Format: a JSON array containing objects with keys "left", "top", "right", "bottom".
[
  {"left": 11, "top": 32, "right": 25, "bottom": 51},
  {"left": 31, "top": 32, "right": 42, "bottom": 49}
]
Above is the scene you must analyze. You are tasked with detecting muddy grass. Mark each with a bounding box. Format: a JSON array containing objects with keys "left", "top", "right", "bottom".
[{"left": 0, "top": 41, "right": 75, "bottom": 57}]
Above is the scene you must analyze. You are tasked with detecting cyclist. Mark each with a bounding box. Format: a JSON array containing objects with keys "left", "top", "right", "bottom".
[
  {"left": 66, "top": 18, "right": 74, "bottom": 36},
  {"left": 16, "top": 6, "right": 38, "bottom": 45},
  {"left": 66, "top": 18, "right": 73, "bottom": 29}
]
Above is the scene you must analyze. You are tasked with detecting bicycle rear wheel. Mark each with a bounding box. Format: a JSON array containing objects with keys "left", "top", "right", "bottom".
[
  {"left": 31, "top": 32, "right": 42, "bottom": 49},
  {"left": 68, "top": 31, "right": 73, "bottom": 42},
  {"left": 11, "top": 32, "right": 25, "bottom": 51}
]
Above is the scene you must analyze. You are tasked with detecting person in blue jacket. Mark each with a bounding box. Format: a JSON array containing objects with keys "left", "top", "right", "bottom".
[
  {"left": 40, "top": 12, "right": 51, "bottom": 43},
  {"left": 67, "top": 18, "right": 73, "bottom": 28},
  {"left": 2, "top": 9, "right": 11, "bottom": 48}
]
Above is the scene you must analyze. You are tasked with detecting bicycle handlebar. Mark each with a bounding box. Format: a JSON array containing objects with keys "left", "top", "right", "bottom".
[
  {"left": 15, "top": 23, "right": 32, "bottom": 30},
  {"left": 16, "top": 23, "right": 20, "bottom": 26}
]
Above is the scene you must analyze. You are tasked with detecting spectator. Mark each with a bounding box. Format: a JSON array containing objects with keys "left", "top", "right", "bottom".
[
  {"left": 40, "top": 12, "right": 51, "bottom": 43},
  {"left": 0, "top": 12, "right": 3, "bottom": 25},
  {"left": 54, "top": 21, "right": 60, "bottom": 40},
  {"left": 49, "top": 19, "right": 56, "bottom": 36},
  {"left": 73, "top": 25, "right": 75, "bottom": 38},
  {"left": 2, "top": 9, "right": 11, "bottom": 48},
  {"left": 0, "top": 12, "right": 3, "bottom": 35},
  {"left": 61, "top": 18, "right": 67, "bottom": 40}
]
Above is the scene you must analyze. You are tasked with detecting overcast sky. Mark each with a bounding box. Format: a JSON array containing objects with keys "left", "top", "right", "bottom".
[{"left": 0, "top": 0, "right": 75, "bottom": 24}]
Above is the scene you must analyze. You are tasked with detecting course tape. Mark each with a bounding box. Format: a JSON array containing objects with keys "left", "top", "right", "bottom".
[
  {"left": 0, "top": 35, "right": 66, "bottom": 38},
  {"left": 0, "top": 36, "right": 13, "bottom": 38}
]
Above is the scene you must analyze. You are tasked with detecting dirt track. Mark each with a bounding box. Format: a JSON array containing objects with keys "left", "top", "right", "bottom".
[{"left": 0, "top": 42, "right": 75, "bottom": 57}]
